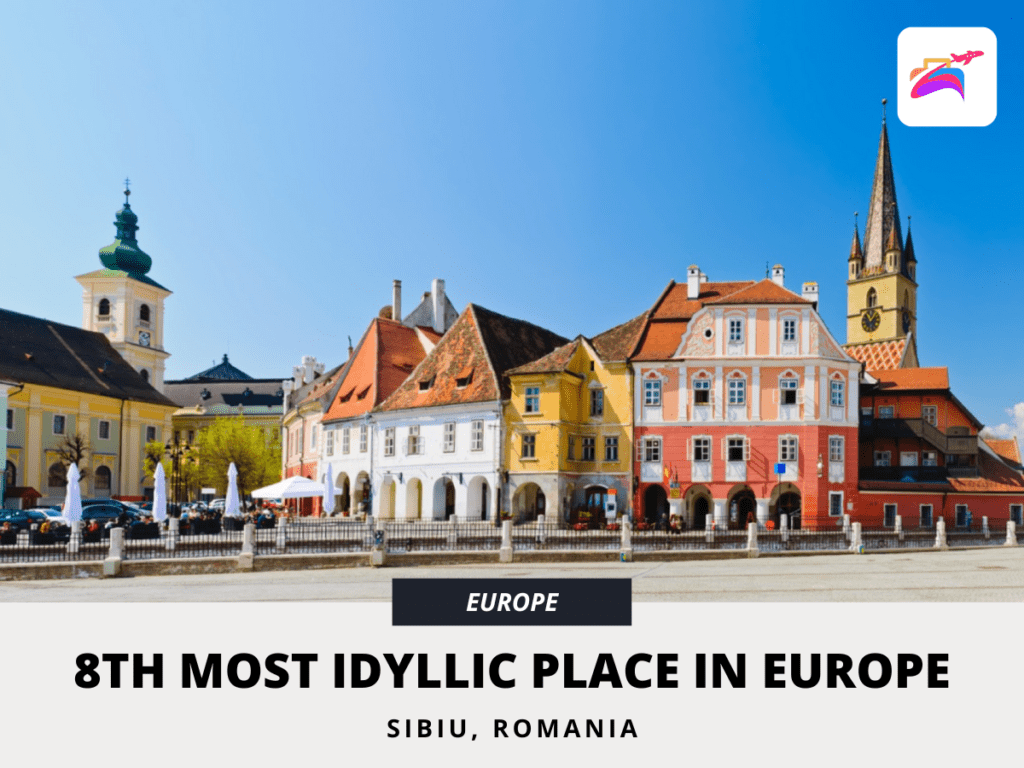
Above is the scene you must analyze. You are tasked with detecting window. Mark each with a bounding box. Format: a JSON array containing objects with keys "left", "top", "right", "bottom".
[
  {"left": 693, "top": 379, "right": 710, "bottom": 405},
  {"left": 98, "top": 298, "right": 110, "bottom": 317},
  {"left": 359, "top": 424, "right": 368, "bottom": 453},
  {"left": 407, "top": 425, "right": 422, "bottom": 455},
  {"left": 878, "top": 405, "right": 894, "bottom": 419},
  {"left": 727, "top": 436, "right": 748, "bottom": 462},
  {"left": 53, "top": 414, "right": 66, "bottom": 435},
  {"left": 140, "top": 369, "right": 149, "bottom": 383},
  {"left": 581, "top": 437, "right": 595, "bottom": 461},
  {"left": 567, "top": 435, "right": 576, "bottom": 461},
  {"left": 146, "top": 426, "right": 156, "bottom": 443},
  {"left": 418, "top": 376, "right": 434, "bottom": 392},
  {"left": 728, "top": 317, "right": 743, "bottom": 343},
  {"left": 922, "top": 450, "right": 937, "bottom": 467},
  {"left": 900, "top": 452, "right": 918, "bottom": 467},
  {"left": 6, "top": 408, "right": 13, "bottom": 430},
  {"left": 521, "top": 434, "right": 536, "bottom": 459},
  {"left": 48, "top": 463, "right": 67, "bottom": 488},
  {"left": 829, "top": 492, "right": 843, "bottom": 517},
  {"left": 782, "top": 318, "right": 797, "bottom": 342},
  {"left": 471, "top": 420, "right": 484, "bottom": 451},
  {"left": 590, "top": 389, "right": 604, "bottom": 417},
  {"left": 883, "top": 504, "right": 897, "bottom": 527},
  {"left": 1011, "top": 505, "right": 1023, "bottom": 526},
  {"left": 866, "top": 288, "right": 878, "bottom": 308},
  {"left": 922, "top": 405, "right": 937, "bottom": 426},
  {"left": 140, "top": 304, "right": 151, "bottom": 323},
  {"left": 779, "top": 436, "right": 798, "bottom": 463},
  {"left": 443, "top": 422, "right": 456, "bottom": 453},
  {"left": 455, "top": 370, "right": 473, "bottom": 388},
  {"left": 326, "top": 431, "right": 335, "bottom": 456},
  {"left": 644, "top": 380, "right": 661, "bottom": 406},
  {"left": 604, "top": 436, "right": 618, "bottom": 462},
  {"left": 525, "top": 386, "right": 540, "bottom": 413},
  {"left": 187, "top": 430, "right": 194, "bottom": 444},
  {"left": 98, "top": 420, "right": 110, "bottom": 440},
  {"left": 643, "top": 437, "right": 661, "bottom": 463},
  {"left": 384, "top": 428, "right": 395, "bottom": 457},
  {"left": 780, "top": 377, "right": 798, "bottom": 405},
  {"left": 829, "top": 436, "right": 844, "bottom": 462},
  {"left": 727, "top": 378, "right": 745, "bottom": 405},
  {"left": 339, "top": 427, "right": 349, "bottom": 454},
  {"left": 693, "top": 437, "right": 710, "bottom": 462},
  {"left": 310, "top": 426, "right": 318, "bottom": 449},
  {"left": 874, "top": 451, "right": 891, "bottom": 467},
  {"left": 94, "top": 465, "right": 111, "bottom": 491},
  {"left": 955, "top": 505, "right": 970, "bottom": 528},
  {"left": 830, "top": 380, "right": 845, "bottom": 407},
  {"left": 920, "top": 504, "right": 933, "bottom": 528}
]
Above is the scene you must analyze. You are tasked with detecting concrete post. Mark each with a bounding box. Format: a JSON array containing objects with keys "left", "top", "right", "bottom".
[
  {"left": 238, "top": 523, "right": 256, "bottom": 570},
  {"left": 447, "top": 516, "right": 458, "bottom": 548},
  {"left": 746, "top": 521, "right": 759, "bottom": 557},
  {"left": 167, "top": 517, "right": 179, "bottom": 551},
  {"left": 1005, "top": 520, "right": 1017, "bottom": 547},
  {"left": 755, "top": 498, "right": 769, "bottom": 528},
  {"left": 713, "top": 499, "right": 727, "bottom": 530},
  {"left": 894, "top": 514, "right": 903, "bottom": 542},
  {"left": 103, "top": 527, "right": 124, "bottom": 577},
  {"left": 849, "top": 522, "right": 862, "bottom": 553},
  {"left": 537, "top": 514, "right": 545, "bottom": 545},
  {"left": 67, "top": 520, "right": 81, "bottom": 554},
  {"left": 499, "top": 519, "right": 513, "bottom": 563},
  {"left": 620, "top": 516, "right": 633, "bottom": 562},
  {"left": 705, "top": 511, "right": 714, "bottom": 545},
  {"left": 780, "top": 513, "right": 789, "bottom": 543},
  {"left": 276, "top": 519, "right": 287, "bottom": 551},
  {"left": 369, "top": 519, "right": 387, "bottom": 567},
  {"left": 843, "top": 514, "right": 851, "bottom": 540},
  {"left": 935, "top": 518, "right": 948, "bottom": 550},
  {"left": 982, "top": 516, "right": 990, "bottom": 539}
]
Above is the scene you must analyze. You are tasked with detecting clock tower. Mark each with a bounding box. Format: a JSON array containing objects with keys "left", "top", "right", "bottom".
[
  {"left": 844, "top": 105, "right": 919, "bottom": 370},
  {"left": 76, "top": 182, "right": 171, "bottom": 391}
]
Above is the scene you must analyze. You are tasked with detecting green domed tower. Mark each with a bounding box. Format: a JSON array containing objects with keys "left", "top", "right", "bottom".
[{"left": 76, "top": 181, "right": 172, "bottom": 392}]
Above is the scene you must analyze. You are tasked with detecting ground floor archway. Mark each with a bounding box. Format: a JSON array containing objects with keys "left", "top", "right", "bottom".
[
  {"left": 377, "top": 477, "right": 396, "bottom": 519},
  {"left": 643, "top": 485, "right": 668, "bottom": 527},
  {"left": 466, "top": 475, "right": 490, "bottom": 520},
  {"left": 727, "top": 484, "right": 756, "bottom": 530},
  {"left": 684, "top": 484, "right": 713, "bottom": 530},
  {"left": 405, "top": 477, "right": 423, "bottom": 519},
  {"left": 769, "top": 483, "right": 802, "bottom": 530},
  {"left": 512, "top": 482, "right": 546, "bottom": 522}
]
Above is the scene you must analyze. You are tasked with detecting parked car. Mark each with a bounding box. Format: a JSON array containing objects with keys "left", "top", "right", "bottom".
[
  {"left": 0, "top": 509, "right": 71, "bottom": 543},
  {"left": 29, "top": 506, "right": 68, "bottom": 527},
  {"left": 210, "top": 498, "right": 226, "bottom": 512}
]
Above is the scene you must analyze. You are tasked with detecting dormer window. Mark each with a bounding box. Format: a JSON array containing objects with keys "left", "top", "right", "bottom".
[
  {"left": 455, "top": 368, "right": 473, "bottom": 388},
  {"left": 98, "top": 298, "right": 110, "bottom": 317},
  {"left": 356, "top": 385, "right": 370, "bottom": 400},
  {"left": 339, "top": 387, "right": 354, "bottom": 404},
  {"left": 419, "top": 376, "right": 435, "bottom": 392}
]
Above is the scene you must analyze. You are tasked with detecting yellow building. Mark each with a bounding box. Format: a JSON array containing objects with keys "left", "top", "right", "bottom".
[{"left": 504, "top": 314, "right": 647, "bottom": 524}]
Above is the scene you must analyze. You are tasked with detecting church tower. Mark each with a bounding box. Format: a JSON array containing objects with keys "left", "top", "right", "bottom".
[
  {"left": 76, "top": 182, "right": 171, "bottom": 391},
  {"left": 844, "top": 103, "right": 919, "bottom": 370}
]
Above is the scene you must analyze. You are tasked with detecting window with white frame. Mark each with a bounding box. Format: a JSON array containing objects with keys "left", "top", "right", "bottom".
[
  {"left": 726, "top": 436, "right": 748, "bottom": 462},
  {"left": 5, "top": 408, "right": 12, "bottom": 431},
  {"left": 829, "top": 492, "right": 843, "bottom": 517},
  {"left": 98, "top": 420, "right": 110, "bottom": 440},
  {"left": 780, "top": 376, "right": 798, "bottom": 405},
  {"left": 407, "top": 425, "right": 422, "bottom": 455},
  {"left": 604, "top": 436, "right": 618, "bottom": 462},
  {"left": 829, "top": 436, "right": 844, "bottom": 462},
  {"left": 53, "top": 414, "right": 66, "bottom": 435},
  {"left": 728, "top": 317, "right": 743, "bottom": 343},
  {"left": 443, "top": 422, "right": 456, "bottom": 453},
  {"left": 693, "top": 378, "right": 710, "bottom": 405},
  {"left": 643, "top": 437, "right": 661, "bottom": 463},
  {"left": 521, "top": 433, "right": 536, "bottom": 459},
  {"left": 1011, "top": 505, "right": 1023, "bottom": 526},
  {"left": 727, "top": 378, "right": 745, "bottom": 405},
  {"left": 900, "top": 452, "right": 918, "bottom": 466},
  {"left": 471, "top": 420, "right": 484, "bottom": 451},
  {"left": 920, "top": 504, "right": 934, "bottom": 528},
  {"left": 342, "top": 427, "right": 350, "bottom": 454},
  {"left": 830, "top": 379, "right": 845, "bottom": 407},
  {"left": 779, "top": 435, "right": 798, "bottom": 463},
  {"left": 922, "top": 405, "right": 937, "bottom": 426},
  {"left": 326, "top": 430, "right": 335, "bottom": 456},
  {"left": 567, "top": 435, "right": 576, "bottom": 461},
  {"left": 922, "top": 450, "right": 937, "bottom": 466},
  {"left": 874, "top": 451, "right": 891, "bottom": 466},
  {"left": 782, "top": 318, "right": 797, "bottom": 342},
  {"left": 146, "top": 425, "right": 156, "bottom": 443},
  {"left": 883, "top": 504, "right": 897, "bottom": 527},
  {"left": 878, "top": 405, "right": 895, "bottom": 419},
  {"left": 692, "top": 436, "right": 710, "bottom": 462},
  {"left": 359, "top": 424, "right": 367, "bottom": 452},
  {"left": 581, "top": 437, "right": 595, "bottom": 461},
  {"left": 644, "top": 379, "right": 662, "bottom": 406},
  {"left": 524, "top": 386, "right": 540, "bottom": 413},
  {"left": 384, "top": 427, "right": 395, "bottom": 457},
  {"left": 590, "top": 389, "right": 604, "bottom": 417}
]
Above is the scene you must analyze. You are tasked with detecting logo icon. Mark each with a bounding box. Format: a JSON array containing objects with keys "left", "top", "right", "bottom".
[{"left": 898, "top": 28, "right": 996, "bottom": 126}]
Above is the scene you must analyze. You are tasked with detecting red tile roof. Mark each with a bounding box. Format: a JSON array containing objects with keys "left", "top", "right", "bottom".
[
  {"left": 949, "top": 450, "right": 1024, "bottom": 493},
  {"left": 652, "top": 281, "right": 753, "bottom": 320},
  {"left": 590, "top": 311, "right": 650, "bottom": 361},
  {"left": 984, "top": 438, "right": 1022, "bottom": 466},
  {"left": 507, "top": 338, "right": 582, "bottom": 376},
  {"left": 846, "top": 339, "right": 909, "bottom": 370},
  {"left": 705, "top": 278, "right": 810, "bottom": 305},
  {"left": 632, "top": 321, "right": 690, "bottom": 361},
  {"left": 870, "top": 366, "right": 949, "bottom": 391}
]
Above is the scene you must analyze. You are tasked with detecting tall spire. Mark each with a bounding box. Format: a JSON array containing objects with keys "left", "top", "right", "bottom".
[
  {"left": 862, "top": 102, "right": 902, "bottom": 270},
  {"left": 903, "top": 216, "right": 916, "bottom": 265},
  {"left": 849, "top": 221, "right": 862, "bottom": 261}
]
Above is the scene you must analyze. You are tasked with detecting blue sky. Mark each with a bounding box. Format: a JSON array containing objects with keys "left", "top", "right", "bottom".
[{"left": 1, "top": 1, "right": 1020, "bottom": 431}]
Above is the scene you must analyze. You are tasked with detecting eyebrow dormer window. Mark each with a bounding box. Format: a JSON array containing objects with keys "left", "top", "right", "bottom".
[
  {"left": 455, "top": 369, "right": 473, "bottom": 388},
  {"left": 419, "top": 376, "right": 435, "bottom": 392}
]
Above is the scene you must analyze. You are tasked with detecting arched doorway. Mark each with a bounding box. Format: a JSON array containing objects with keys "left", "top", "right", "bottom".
[
  {"left": 466, "top": 476, "right": 490, "bottom": 520},
  {"left": 405, "top": 478, "right": 423, "bottom": 519},
  {"left": 769, "top": 483, "right": 802, "bottom": 530},
  {"left": 512, "top": 482, "right": 545, "bottom": 521},
  {"left": 335, "top": 473, "right": 351, "bottom": 515},
  {"left": 354, "top": 472, "right": 371, "bottom": 516},
  {"left": 727, "top": 485, "right": 756, "bottom": 530},
  {"left": 377, "top": 478, "right": 396, "bottom": 519},
  {"left": 643, "top": 485, "right": 668, "bottom": 527},
  {"left": 684, "top": 484, "right": 712, "bottom": 530},
  {"left": 433, "top": 477, "right": 457, "bottom": 520}
]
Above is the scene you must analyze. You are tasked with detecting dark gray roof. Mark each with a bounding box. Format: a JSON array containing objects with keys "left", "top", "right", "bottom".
[
  {"left": 184, "top": 354, "right": 253, "bottom": 381},
  {"left": 0, "top": 308, "right": 176, "bottom": 407},
  {"left": 164, "top": 378, "right": 284, "bottom": 412}
]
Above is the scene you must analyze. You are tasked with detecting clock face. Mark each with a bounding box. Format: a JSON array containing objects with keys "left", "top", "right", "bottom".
[
  {"left": 902, "top": 309, "right": 912, "bottom": 332},
  {"left": 861, "top": 309, "right": 881, "bottom": 333},
  {"left": 139, "top": 331, "right": 151, "bottom": 347}
]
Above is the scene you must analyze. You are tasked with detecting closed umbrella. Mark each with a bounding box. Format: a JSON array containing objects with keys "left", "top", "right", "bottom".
[
  {"left": 153, "top": 463, "right": 168, "bottom": 522},
  {"left": 322, "top": 464, "right": 335, "bottom": 517},
  {"left": 224, "top": 462, "right": 241, "bottom": 518},
  {"left": 63, "top": 463, "right": 83, "bottom": 552}
]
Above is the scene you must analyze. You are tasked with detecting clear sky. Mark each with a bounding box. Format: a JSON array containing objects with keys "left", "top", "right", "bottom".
[{"left": 1, "top": 1, "right": 1020, "bottom": 433}]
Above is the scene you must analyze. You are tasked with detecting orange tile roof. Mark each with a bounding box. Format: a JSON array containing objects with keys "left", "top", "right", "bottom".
[
  {"left": 870, "top": 366, "right": 949, "bottom": 391},
  {"left": 590, "top": 311, "right": 650, "bottom": 361},
  {"left": 984, "top": 438, "right": 1022, "bottom": 466},
  {"left": 705, "top": 278, "right": 810, "bottom": 305},
  {"left": 846, "top": 339, "right": 908, "bottom": 370},
  {"left": 508, "top": 338, "right": 582, "bottom": 376},
  {"left": 652, "top": 281, "right": 753, "bottom": 320},
  {"left": 949, "top": 450, "right": 1024, "bottom": 493},
  {"left": 632, "top": 321, "right": 690, "bottom": 361}
]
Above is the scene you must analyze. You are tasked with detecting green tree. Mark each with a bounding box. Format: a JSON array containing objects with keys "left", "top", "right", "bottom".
[
  {"left": 143, "top": 440, "right": 169, "bottom": 480},
  {"left": 195, "top": 416, "right": 281, "bottom": 500}
]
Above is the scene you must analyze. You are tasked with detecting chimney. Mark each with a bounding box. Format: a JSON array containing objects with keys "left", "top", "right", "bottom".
[
  {"left": 431, "top": 278, "right": 446, "bottom": 334},
  {"left": 347, "top": 335, "right": 354, "bottom": 359},
  {"left": 687, "top": 265, "right": 701, "bottom": 300},
  {"left": 392, "top": 280, "right": 402, "bottom": 324},
  {"left": 802, "top": 282, "right": 819, "bottom": 311},
  {"left": 282, "top": 379, "right": 294, "bottom": 411},
  {"left": 302, "top": 355, "right": 317, "bottom": 384},
  {"left": 292, "top": 365, "right": 304, "bottom": 390},
  {"left": 771, "top": 264, "right": 785, "bottom": 288}
]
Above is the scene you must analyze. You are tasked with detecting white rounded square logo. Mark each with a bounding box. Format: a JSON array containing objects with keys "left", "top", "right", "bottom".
[{"left": 898, "top": 27, "right": 997, "bottom": 126}]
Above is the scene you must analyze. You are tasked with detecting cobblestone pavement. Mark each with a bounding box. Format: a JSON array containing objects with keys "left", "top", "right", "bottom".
[{"left": 2, "top": 547, "right": 1023, "bottom": 601}]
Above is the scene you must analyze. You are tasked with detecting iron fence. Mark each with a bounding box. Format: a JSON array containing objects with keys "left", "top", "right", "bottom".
[
  {"left": 513, "top": 522, "right": 621, "bottom": 551},
  {"left": 260, "top": 520, "right": 373, "bottom": 555},
  {"left": 384, "top": 520, "right": 502, "bottom": 553},
  {"left": 759, "top": 530, "right": 850, "bottom": 553},
  {"left": 0, "top": 529, "right": 110, "bottom": 563}
]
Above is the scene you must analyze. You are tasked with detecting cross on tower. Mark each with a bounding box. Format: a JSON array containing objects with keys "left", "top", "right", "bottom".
[{"left": 124, "top": 177, "right": 131, "bottom": 204}]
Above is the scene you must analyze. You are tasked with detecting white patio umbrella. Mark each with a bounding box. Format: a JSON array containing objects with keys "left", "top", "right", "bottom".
[
  {"left": 322, "top": 464, "right": 335, "bottom": 517},
  {"left": 153, "top": 463, "right": 168, "bottom": 522},
  {"left": 250, "top": 476, "right": 326, "bottom": 499},
  {"left": 62, "top": 463, "right": 83, "bottom": 525},
  {"left": 224, "top": 462, "right": 241, "bottom": 517}
]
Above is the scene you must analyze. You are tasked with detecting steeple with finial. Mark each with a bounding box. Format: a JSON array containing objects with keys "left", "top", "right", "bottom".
[
  {"left": 862, "top": 99, "right": 903, "bottom": 271},
  {"left": 99, "top": 178, "right": 153, "bottom": 275},
  {"left": 848, "top": 211, "right": 863, "bottom": 279}
]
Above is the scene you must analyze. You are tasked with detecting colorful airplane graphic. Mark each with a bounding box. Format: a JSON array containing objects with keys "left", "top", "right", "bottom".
[{"left": 909, "top": 51, "right": 983, "bottom": 100}]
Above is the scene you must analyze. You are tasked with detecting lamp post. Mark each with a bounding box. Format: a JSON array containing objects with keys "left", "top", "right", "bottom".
[{"left": 164, "top": 436, "right": 187, "bottom": 510}]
